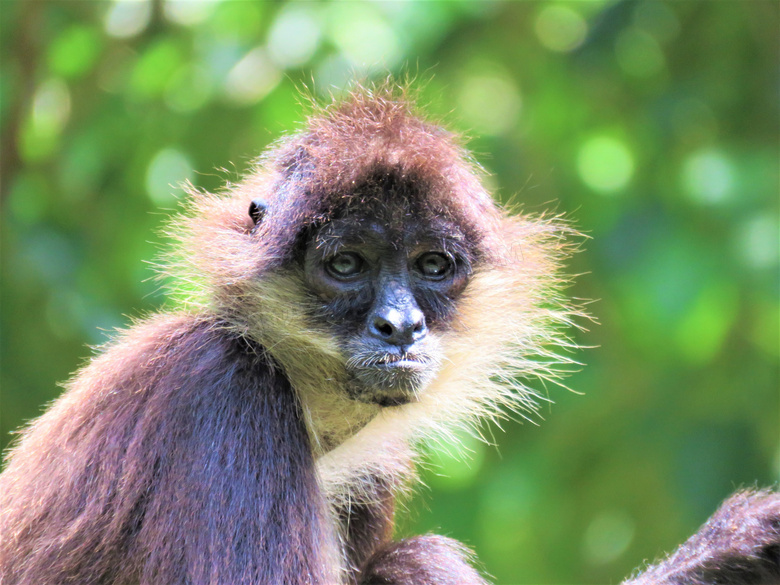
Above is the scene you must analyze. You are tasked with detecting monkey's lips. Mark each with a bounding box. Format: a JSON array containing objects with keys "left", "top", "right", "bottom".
[
  {"left": 346, "top": 351, "right": 437, "bottom": 406},
  {"left": 373, "top": 354, "right": 428, "bottom": 370}
]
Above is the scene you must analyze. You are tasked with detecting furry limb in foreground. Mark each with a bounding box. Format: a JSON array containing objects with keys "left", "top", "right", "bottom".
[
  {"left": 623, "top": 489, "right": 780, "bottom": 585},
  {"left": 359, "top": 535, "right": 489, "bottom": 585}
]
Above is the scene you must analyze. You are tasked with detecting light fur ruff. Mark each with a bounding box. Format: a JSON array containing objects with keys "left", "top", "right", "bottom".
[{"left": 163, "top": 84, "right": 585, "bottom": 508}]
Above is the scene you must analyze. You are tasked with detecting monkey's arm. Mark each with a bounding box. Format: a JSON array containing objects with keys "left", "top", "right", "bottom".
[
  {"left": 623, "top": 489, "right": 780, "bottom": 585},
  {"left": 0, "top": 314, "right": 331, "bottom": 585},
  {"left": 339, "top": 474, "right": 488, "bottom": 585},
  {"left": 359, "top": 534, "right": 489, "bottom": 585}
]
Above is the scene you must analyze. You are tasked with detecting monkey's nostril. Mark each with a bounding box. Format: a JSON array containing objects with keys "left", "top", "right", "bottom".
[
  {"left": 372, "top": 314, "right": 397, "bottom": 338},
  {"left": 377, "top": 322, "right": 394, "bottom": 337}
]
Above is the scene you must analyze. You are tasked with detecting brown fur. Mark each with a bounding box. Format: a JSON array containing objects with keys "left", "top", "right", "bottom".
[{"left": 0, "top": 315, "right": 337, "bottom": 584}]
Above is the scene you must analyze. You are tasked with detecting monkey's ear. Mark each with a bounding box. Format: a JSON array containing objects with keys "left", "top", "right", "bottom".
[{"left": 248, "top": 199, "right": 268, "bottom": 225}]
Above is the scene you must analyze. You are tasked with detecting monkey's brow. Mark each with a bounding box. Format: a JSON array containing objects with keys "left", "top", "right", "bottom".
[
  {"left": 404, "top": 220, "right": 471, "bottom": 251},
  {"left": 313, "top": 220, "right": 383, "bottom": 250}
]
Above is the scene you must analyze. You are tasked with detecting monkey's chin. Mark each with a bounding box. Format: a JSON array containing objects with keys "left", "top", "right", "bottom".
[{"left": 347, "top": 361, "right": 434, "bottom": 407}]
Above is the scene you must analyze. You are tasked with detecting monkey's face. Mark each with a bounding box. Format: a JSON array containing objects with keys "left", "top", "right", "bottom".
[{"left": 302, "top": 211, "right": 473, "bottom": 407}]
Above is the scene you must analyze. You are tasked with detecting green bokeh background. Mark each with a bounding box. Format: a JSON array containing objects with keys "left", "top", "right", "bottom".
[{"left": 1, "top": 2, "right": 778, "bottom": 584}]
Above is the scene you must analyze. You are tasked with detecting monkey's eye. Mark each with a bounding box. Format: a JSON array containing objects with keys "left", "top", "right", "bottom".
[
  {"left": 415, "top": 252, "right": 453, "bottom": 280},
  {"left": 325, "top": 252, "right": 365, "bottom": 279}
]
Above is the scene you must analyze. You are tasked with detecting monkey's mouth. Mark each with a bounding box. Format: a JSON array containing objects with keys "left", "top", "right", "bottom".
[
  {"left": 360, "top": 352, "right": 433, "bottom": 380},
  {"left": 373, "top": 353, "right": 429, "bottom": 369},
  {"left": 346, "top": 351, "right": 439, "bottom": 406}
]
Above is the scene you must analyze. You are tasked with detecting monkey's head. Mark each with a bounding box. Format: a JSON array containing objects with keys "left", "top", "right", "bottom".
[
  {"left": 298, "top": 174, "right": 477, "bottom": 407},
  {"left": 172, "top": 85, "right": 580, "bottom": 454}
]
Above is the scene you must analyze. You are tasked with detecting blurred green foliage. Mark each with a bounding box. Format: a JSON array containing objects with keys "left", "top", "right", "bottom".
[{"left": 1, "top": 1, "right": 778, "bottom": 583}]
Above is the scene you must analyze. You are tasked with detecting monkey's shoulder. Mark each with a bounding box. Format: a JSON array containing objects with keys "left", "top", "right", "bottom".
[
  {"left": 84, "top": 313, "right": 279, "bottom": 386},
  {"left": 20, "top": 313, "right": 291, "bottom": 448}
]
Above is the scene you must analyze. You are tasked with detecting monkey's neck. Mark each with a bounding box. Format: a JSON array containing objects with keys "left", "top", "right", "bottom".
[{"left": 295, "top": 378, "right": 380, "bottom": 456}]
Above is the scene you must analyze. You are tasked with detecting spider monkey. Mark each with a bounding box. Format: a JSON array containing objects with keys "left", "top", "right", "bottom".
[{"left": 0, "top": 85, "right": 777, "bottom": 585}]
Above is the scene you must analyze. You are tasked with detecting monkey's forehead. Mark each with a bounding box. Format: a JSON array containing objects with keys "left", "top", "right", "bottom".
[
  {"left": 311, "top": 213, "right": 472, "bottom": 256},
  {"left": 250, "top": 162, "right": 498, "bottom": 266},
  {"left": 262, "top": 103, "right": 501, "bottom": 231}
]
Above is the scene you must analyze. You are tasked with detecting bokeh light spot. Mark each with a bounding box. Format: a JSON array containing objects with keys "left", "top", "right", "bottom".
[
  {"left": 577, "top": 136, "right": 635, "bottom": 194},
  {"left": 165, "top": 64, "right": 213, "bottom": 112},
  {"left": 48, "top": 26, "right": 102, "bottom": 79},
  {"left": 736, "top": 213, "right": 780, "bottom": 269},
  {"left": 145, "top": 148, "right": 193, "bottom": 206},
  {"left": 313, "top": 54, "right": 354, "bottom": 94},
  {"left": 32, "top": 78, "right": 71, "bottom": 133},
  {"left": 131, "top": 40, "right": 184, "bottom": 99},
  {"left": 20, "top": 78, "right": 71, "bottom": 162},
  {"left": 458, "top": 75, "right": 521, "bottom": 136},
  {"left": 615, "top": 28, "right": 666, "bottom": 78},
  {"left": 682, "top": 149, "right": 734, "bottom": 204},
  {"left": 328, "top": 3, "right": 401, "bottom": 69},
  {"left": 674, "top": 284, "right": 738, "bottom": 365},
  {"left": 209, "top": 2, "right": 264, "bottom": 40},
  {"left": 534, "top": 5, "right": 588, "bottom": 53},
  {"left": 104, "top": 0, "right": 152, "bottom": 38},
  {"left": 163, "top": 0, "right": 221, "bottom": 26},
  {"left": 583, "top": 509, "right": 635, "bottom": 566},
  {"left": 268, "top": 5, "right": 322, "bottom": 69},
  {"left": 224, "top": 47, "right": 281, "bottom": 105}
]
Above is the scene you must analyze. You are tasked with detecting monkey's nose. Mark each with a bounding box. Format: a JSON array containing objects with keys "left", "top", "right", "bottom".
[{"left": 369, "top": 307, "right": 427, "bottom": 346}]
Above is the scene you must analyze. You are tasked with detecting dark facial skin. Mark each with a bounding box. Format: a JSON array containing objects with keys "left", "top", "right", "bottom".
[{"left": 303, "top": 212, "right": 473, "bottom": 406}]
